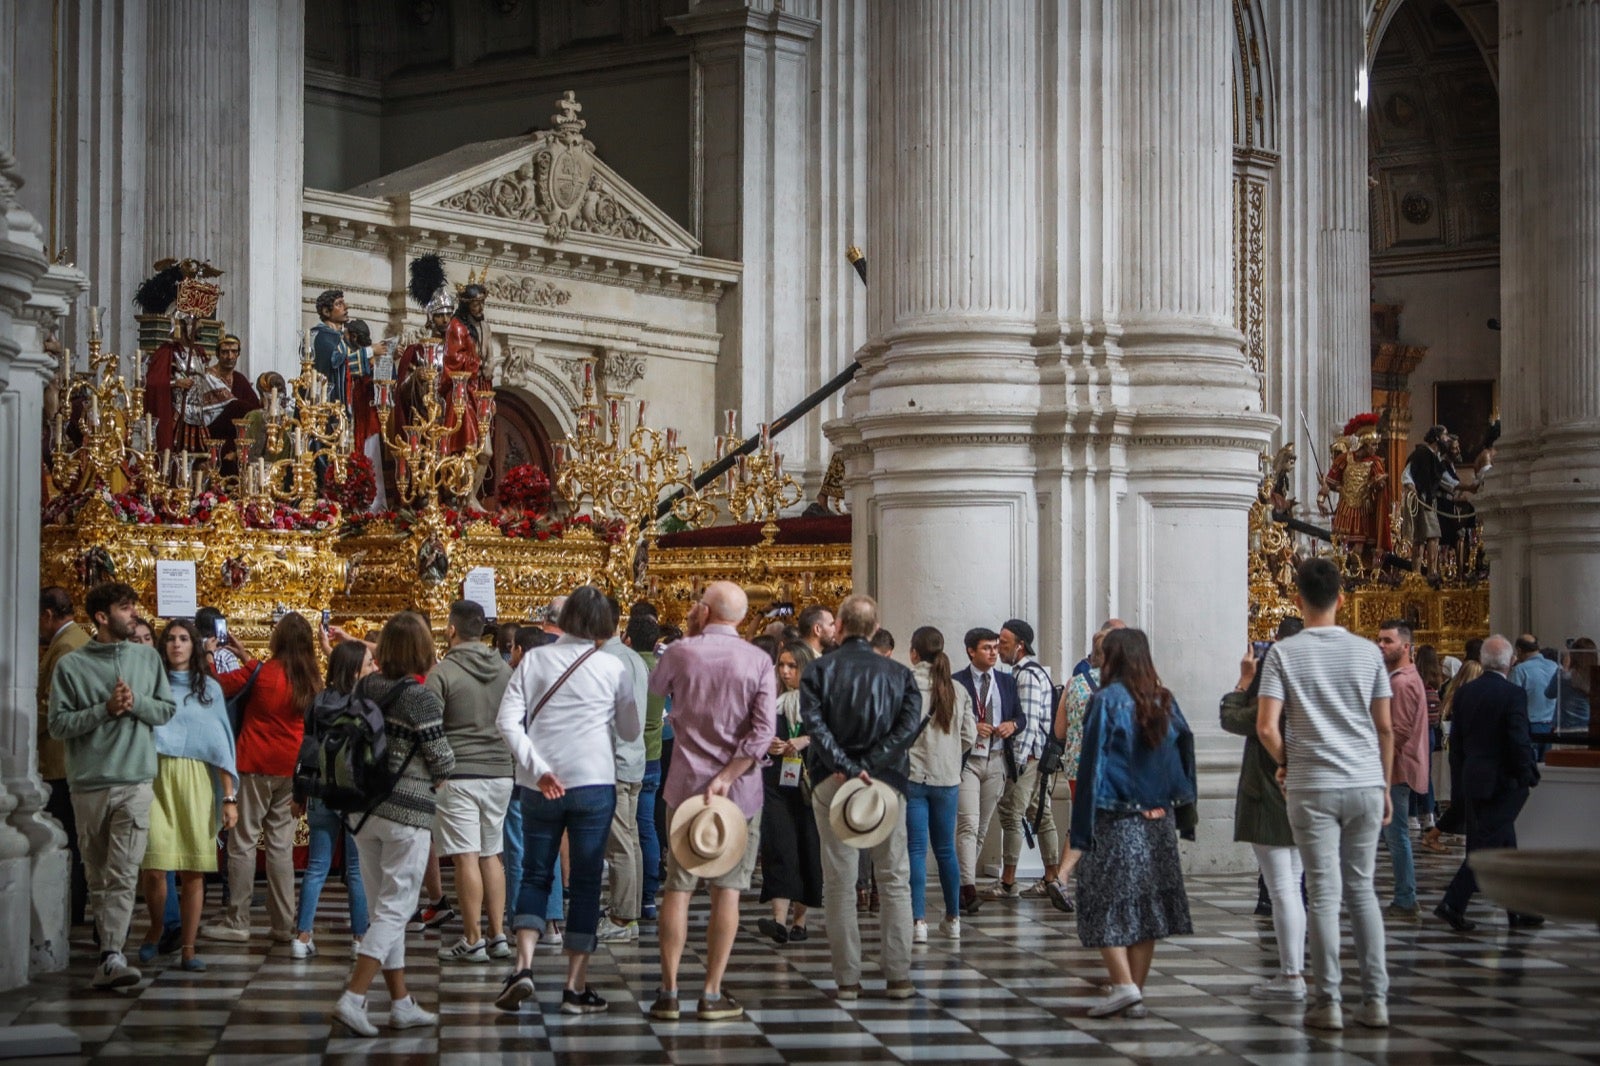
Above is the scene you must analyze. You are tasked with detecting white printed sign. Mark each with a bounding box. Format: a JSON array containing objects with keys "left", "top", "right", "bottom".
[
  {"left": 463, "top": 567, "right": 498, "bottom": 620},
  {"left": 155, "top": 560, "right": 199, "bottom": 619}
]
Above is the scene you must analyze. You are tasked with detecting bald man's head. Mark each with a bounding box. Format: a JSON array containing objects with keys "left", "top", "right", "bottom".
[{"left": 702, "top": 581, "right": 748, "bottom": 624}]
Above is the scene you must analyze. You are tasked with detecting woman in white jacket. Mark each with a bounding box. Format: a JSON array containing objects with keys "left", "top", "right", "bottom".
[
  {"left": 494, "top": 587, "right": 640, "bottom": 1015},
  {"left": 906, "top": 626, "right": 976, "bottom": 943}
]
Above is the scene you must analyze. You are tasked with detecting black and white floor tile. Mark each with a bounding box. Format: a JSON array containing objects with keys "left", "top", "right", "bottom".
[{"left": 4, "top": 845, "right": 1598, "bottom": 1065}]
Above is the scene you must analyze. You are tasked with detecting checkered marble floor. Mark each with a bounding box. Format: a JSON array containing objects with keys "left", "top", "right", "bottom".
[{"left": 5, "top": 845, "right": 1599, "bottom": 1065}]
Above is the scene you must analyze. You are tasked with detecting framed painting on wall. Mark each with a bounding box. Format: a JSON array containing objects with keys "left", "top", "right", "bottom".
[{"left": 1434, "top": 380, "right": 1498, "bottom": 459}]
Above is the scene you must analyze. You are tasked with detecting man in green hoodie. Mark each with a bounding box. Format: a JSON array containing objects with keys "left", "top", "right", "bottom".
[
  {"left": 48, "top": 581, "right": 175, "bottom": 989},
  {"left": 427, "top": 599, "right": 514, "bottom": 963}
]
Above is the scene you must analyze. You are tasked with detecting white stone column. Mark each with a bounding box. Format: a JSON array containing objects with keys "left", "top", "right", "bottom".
[
  {"left": 144, "top": 0, "right": 305, "bottom": 379},
  {"left": 670, "top": 2, "right": 825, "bottom": 487},
  {"left": 1481, "top": 0, "right": 1600, "bottom": 643},
  {"left": 0, "top": 146, "right": 54, "bottom": 991},
  {"left": 10, "top": 1, "right": 303, "bottom": 379},
  {"left": 838, "top": 0, "right": 1043, "bottom": 647},
  {"left": 1115, "top": 0, "right": 1276, "bottom": 869}
]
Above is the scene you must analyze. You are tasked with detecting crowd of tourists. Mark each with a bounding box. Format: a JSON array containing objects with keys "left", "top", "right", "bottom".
[{"left": 36, "top": 560, "right": 1570, "bottom": 1032}]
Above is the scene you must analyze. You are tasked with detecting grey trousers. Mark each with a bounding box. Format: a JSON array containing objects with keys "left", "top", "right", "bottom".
[
  {"left": 812, "top": 776, "right": 912, "bottom": 988},
  {"left": 998, "top": 757, "right": 1059, "bottom": 868},
  {"left": 1288, "top": 786, "right": 1389, "bottom": 1005},
  {"left": 223, "top": 773, "right": 297, "bottom": 936},
  {"left": 957, "top": 750, "right": 1007, "bottom": 886},
  {"left": 605, "top": 778, "right": 644, "bottom": 920},
  {"left": 73, "top": 782, "right": 153, "bottom": 956}
]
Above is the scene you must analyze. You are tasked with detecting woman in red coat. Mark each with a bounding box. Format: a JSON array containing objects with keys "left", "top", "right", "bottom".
[{"left": 202, "top": 613, "right": 324, "bottom": 944}]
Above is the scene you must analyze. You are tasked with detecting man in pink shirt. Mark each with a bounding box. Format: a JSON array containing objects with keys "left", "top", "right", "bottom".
[
  {"left": 647, "top": 581, "right": 776, "bottom": 1022},
  {"left": 1377, "top": 620, "right": 1430, "bottom": 917}
]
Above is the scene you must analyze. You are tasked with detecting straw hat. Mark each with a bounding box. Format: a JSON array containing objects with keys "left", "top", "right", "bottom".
[
  {"left": 668, "top": 795, "right": 749, "bottom": 879},
  {"left": 828, "top": 778, "right": 902, "bottom": 850}
]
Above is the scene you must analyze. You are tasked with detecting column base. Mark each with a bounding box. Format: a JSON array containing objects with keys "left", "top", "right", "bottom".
[{"left": 0, "top": 855, "right": 33, "bottom": 991}]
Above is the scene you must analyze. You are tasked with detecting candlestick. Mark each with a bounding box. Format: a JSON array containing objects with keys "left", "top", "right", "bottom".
[
  {"left": 725, "top": 409, "right": 737, "bottom": 436},
  {"left": 637, "top": 400, "right": 648, "bottom": 427},
  {"left": 89, "top": 306, "right": 103, "bottom": 341},
  {"left": 666, "top": 427, "right": 678, "bottom": 451},
  {"left": 760, "top": 422, "right": 770, "bottom": 448}
]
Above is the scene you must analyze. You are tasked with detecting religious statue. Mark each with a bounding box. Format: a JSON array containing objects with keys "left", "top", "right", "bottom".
[
  {"left": 1318, "top": 413, "right": 1387, "bottom": 566},
  {"left": 135, "top": 260, "right": 232, "bottom": 456},
  {"left": 343, "top": 317, "right": 390, "bottom": 512},
  {"left": 1268, "top": 443, "right": 1298, "bottom": 521},
  {"left": 205, "top": 333, "right": 262, "bottom": 475},
  {"left": 310, "top": 288, "right": 351, "bottom": 407},
  {"left": 444, "top": 275, "right": 493, "bottom": 511},
  {"left": 397, "top": 254, "right": 455, "bottom": 432}
]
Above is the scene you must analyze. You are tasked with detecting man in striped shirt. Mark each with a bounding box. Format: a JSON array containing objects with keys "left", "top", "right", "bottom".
[
  {"left": 993, "top": 620, "right": 1059, "bottom": 899},
  {"left": 1256, "top": 558, "right": 1394, "bottom": 1033}
]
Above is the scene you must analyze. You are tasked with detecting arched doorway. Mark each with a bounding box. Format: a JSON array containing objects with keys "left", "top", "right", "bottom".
[{"left": 483, "top": 386, "right": 556, "bottom": 509}]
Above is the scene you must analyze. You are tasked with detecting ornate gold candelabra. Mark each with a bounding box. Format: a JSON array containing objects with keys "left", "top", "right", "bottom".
[
  {"left": 376, "top": 347, "right": 493, "bottom": 508},
  {"left": 707, "top": 409, "right": 803, "bottom": 541},
  {"left": 246, "top": 355, "right": 355, "bottom": 511},
  {"left": 553, "top": 363, "right": 715, "bottom": 590}
]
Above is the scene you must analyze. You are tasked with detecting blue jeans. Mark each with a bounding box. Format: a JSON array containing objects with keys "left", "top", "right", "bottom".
[
  {"left": 639, "top": 761, "right": 662, "bottom": 904},
  {"left": 502, "top": 787, "right": 524, "bottom": 925},
  {"left": 514, "top": 784, "right": 614, "bottom": 953},
  {"left": 1381, "top": 783, "right": 1417, "bottom": 909},
  {"left": 297, "top": 799, "right": 369, "bottom": 936},
  {"left": 904, "top": 781, "right": 961, "bottom": 922}
]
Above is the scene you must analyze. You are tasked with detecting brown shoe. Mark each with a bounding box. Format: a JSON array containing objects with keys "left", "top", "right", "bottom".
[
  {"left": 697, "top": 992, "right": 744, "bottom": 1021},
  {"left": 885, "top": 980, "right": 917, "bottom": 1000},
  {"left": 834, "top": 984, "right": 862, "bottom": 1001},
  {"left": 648, "top": 988, "right": 680, "bottom": 1020}
]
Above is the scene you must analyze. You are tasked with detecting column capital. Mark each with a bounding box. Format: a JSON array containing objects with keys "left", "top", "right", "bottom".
[{"left": 667, "top": 6, "right": 820, "bottom": 49}]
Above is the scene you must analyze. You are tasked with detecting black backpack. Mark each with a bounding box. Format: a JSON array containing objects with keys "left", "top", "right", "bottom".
[
  {"left": 294, "top": 679, "right": 418, "bottom": 829},
  {"left": 1017, "top": 661, "right": 1068, "bottom": 775}
]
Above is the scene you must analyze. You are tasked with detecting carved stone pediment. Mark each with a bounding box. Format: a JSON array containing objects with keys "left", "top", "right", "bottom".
[{"left": 353, "top": 92, "right": 697, "bottom": 254}]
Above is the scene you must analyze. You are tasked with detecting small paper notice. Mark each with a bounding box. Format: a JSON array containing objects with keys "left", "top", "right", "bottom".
[
  {"left": 155, "top": 560, "right": 199, "bottom": 619},
  {"left": 463, "top": 567, "right": 498, "bottom": 620}
]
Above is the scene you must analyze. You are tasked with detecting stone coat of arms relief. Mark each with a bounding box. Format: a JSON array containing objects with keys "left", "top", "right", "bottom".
[{"left": 439, "top": 91, "right": 664, "bottom": 246}]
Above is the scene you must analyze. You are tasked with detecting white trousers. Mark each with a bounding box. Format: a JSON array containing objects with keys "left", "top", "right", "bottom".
[
  {"left": 354, "top": 814, "right": 431, "bottom": 971},
  {"left": 1252, "top": 842, "right": 1306, "bottom": 976}
]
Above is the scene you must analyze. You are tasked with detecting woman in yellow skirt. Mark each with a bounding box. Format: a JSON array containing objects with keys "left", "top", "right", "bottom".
[{"left": 138, "top": 618, "right": 238, "bottom": 971}]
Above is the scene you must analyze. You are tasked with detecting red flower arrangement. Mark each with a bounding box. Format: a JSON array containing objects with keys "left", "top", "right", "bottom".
[
  {"left": 497, "top": 464, "right": 552, "bottom": 514},
  {"left": 324, "top": 452, "right": 377, "bottom": 514},
  {"left": 242, "top": 499, "right": 340, "bottom": 531}
]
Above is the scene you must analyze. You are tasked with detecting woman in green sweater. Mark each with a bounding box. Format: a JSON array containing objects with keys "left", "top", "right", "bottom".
[{"left": 1221, "top": 616, "right": 1305, "bottom": 1002}]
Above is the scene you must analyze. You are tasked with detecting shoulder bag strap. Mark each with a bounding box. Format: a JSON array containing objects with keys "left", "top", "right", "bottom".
[{"left": 523, "top": 646, "right": 601, "bottom": 733}]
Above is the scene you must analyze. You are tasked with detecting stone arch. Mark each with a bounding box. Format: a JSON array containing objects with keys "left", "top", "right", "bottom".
[
  {"left": 1368, "top": 0, "right": 1499, "bottom": 88},
  {"left": 1232, "top": 0, "right": 1278, "bottom": 154}
]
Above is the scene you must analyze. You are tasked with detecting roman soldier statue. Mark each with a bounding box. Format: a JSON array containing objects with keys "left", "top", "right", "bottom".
[
  {"left": 444, "top": 276, "right": 492, "bottom": 510},
  {"left": 1319, "top": 413, "right": 1387, "bottom": 567},
  {"left": 396, "top": 254, "right": 455, "bottom": 434}
]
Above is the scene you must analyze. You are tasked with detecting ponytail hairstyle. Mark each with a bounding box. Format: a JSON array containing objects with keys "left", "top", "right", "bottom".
[
  {"left": 1101, "top": 628, "right": 1173, "bottom": 749},
  {"left": 911, "top": 626, "right": 956, "bottom": 735}
]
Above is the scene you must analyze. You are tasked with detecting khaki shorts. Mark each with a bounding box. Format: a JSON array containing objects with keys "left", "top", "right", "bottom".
[
  {"left": 662, "top": 803, "right": 762, "bottom": 893},
  {"left": 433, "top": 777, "right": 513, "bottom": 858}
]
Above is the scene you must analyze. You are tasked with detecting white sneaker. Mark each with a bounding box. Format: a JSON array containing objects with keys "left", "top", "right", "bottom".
[
  {"left": 1355, "top": 999, "right": 1389, "bottom": 1028},
  {"left": 333, "top": 993, "right": 378, "bottom": 1037},
  {"left": 1088, "top": 984, "right": 1143, "bottom": 1017},
  {"left": 291, "top": 936, "right": 316, "bottom": 959},
  {"left": 1019, "top": 879, "right": 1052, "bottom": 897},
  {"left": 90, "top": 952, "right": 141, "bottom": 990},
  {"left": 541, "top": 925, "right": 565, "bottom": 947},
  {"left": 979, "top": 879, "right": 1020, "bottom": 900},
  {"left": 1251, "top": 974, "right": 1306, "bottom": 1001},
  {"left": 437, "top": 936, "right": 490, "bottom": 963},
  {"left": 595, "top": 916, "right": 639, "bottom": 942},
  {"left": 486, "top": 934, "right": 513, "bottom": 959},
  {"left": 938, "top": 917, "right": 961, "bottom": 940},
  {"left": 1304, "top": 1000, "right": 1344, "bottom": 1030},
  {"left": 389, "top": 995, "right": 438, "bottom": 1029},
  {"left": 200, "top": 923, "right": 249, "bottom": 943},
  {"left": 912, "top": 921, "right": 928, "bottom": 944},
  {"left": 1408, "top": 816, "right": 1421, "bottom": 831}
]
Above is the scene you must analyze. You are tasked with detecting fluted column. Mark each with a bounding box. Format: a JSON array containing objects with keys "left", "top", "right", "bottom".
[
  {"left": 1315, "top": 0, "right": 1371, "bottom": 433},
  {"left": 836, "top": 0, "right": 1042, "bottom": 646},
  {"left": 1483, "top": 0, "right": 1600, "bottom": 642}
]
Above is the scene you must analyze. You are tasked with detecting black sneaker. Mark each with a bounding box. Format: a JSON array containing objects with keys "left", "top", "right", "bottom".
[
  {"left": 408, "top": 897, "right": 456, "bottom": 933},
  {"left": 560, "top": 986, "right": 608, "bottom": 1015},
  {"left": 495, "top": 969, "right": 536, "bottom": 1012},
  {"left": 756, "top": 918, "right": 789, "bottom": 944}
]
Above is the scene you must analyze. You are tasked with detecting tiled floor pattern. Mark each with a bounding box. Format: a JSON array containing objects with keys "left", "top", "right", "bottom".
[{"left": 4, "top": 844, "right": 1598, "bottom": 1065}]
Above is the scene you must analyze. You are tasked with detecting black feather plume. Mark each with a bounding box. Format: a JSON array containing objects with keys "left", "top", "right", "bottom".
[
  {"left": 409, "top": 254, "right": 447, "bottom": 309},
  {"left": 1483, "top": 420, "right": 1501, "bottom": 450},
  {"left": 132, "top": 265, "right": 185, "bottom": 314}
]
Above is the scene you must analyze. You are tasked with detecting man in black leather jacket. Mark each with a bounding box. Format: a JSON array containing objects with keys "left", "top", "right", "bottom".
[{"left": 800, "top": 594, "right": 923, "bottom": 999}]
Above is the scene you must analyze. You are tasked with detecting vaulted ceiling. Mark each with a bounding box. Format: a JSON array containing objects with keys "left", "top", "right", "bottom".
[{"left": 1368, "top": 0, "right": 1500, "bottom": 272}]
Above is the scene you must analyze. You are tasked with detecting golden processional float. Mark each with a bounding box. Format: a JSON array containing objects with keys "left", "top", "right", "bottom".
[
  {"left": 39, "top": 303, "right": 849, "bottom": 648},
  {"left": 1248, "top": 426, "right": 1490, "bottom": 653}
]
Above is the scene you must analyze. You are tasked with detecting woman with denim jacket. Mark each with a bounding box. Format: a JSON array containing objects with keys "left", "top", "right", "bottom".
[{"left": 1070, "top": 629, "right": 1196, "bottom": 1019}]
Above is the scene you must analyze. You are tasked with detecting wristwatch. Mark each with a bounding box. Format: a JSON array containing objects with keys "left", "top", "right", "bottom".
[{"left": 221, "top": 796, "right": 238, "bottom": 804}]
